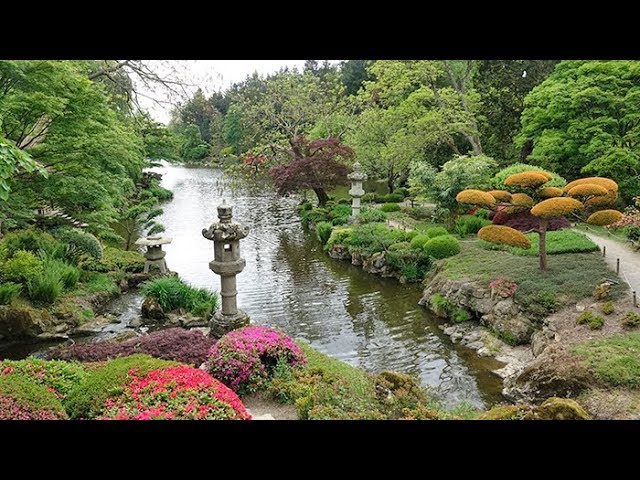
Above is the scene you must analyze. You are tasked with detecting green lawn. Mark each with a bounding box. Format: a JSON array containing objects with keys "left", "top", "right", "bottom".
[
  {"left": 443, "top": 241, "right": 626, "bottom": 319},
  {"left": 479, "top": 230, "right": 599, "bottom": 256},
  {"left": 572, "top": 333, "right": 640, "bottom": 388}
]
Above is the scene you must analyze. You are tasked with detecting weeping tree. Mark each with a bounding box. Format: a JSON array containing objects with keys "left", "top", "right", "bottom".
[
  {"left": 120, "top": 199, "right": 165, "bottom": 251},
  {"left": 456, "top": 171, "right": 623, "bottom": 270}
]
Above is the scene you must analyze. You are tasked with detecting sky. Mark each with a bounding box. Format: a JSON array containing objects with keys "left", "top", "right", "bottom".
[{"left": 136, "top": 60, "right": 342, "bottom": 124}]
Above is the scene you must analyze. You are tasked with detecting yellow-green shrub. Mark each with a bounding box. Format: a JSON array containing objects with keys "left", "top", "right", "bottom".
[
  {"left": 487, "top": 190, "right": 512, "bottom": 202},
  {"left": 564, "top": 177, "right": 618, "bottom": 193},
  {"left": 587, "top": 209, "right": 623, "bottom": 226},
  {"left": 538, "top": 186, "right": 564, "bottom": 198},
  {"left": 567, "top": 183, "right": 608, "bottom": 198},
  {"left": 455, "top": 190, "right": 496, "bottom": 209},
  {"left": 531, "top": 197, "right": 583, "bottom": 218},
  {"left": 505, "top": 171, "right": 550, "bottom": 188},
  {"left": 477, "top": 225, "right": 532, "bottom": 249},
  {"left": 510, "top": 193, "right": 534, "bottom": 206}
]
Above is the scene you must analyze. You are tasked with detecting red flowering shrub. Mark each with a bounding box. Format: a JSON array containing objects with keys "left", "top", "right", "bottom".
[
  {"left": 100, "top": 366, "right": 250, "bottom": 420},
  {"left": 0, "top": 359, "right": 86, "bottom": 400},
  {"left": 0, "top": 375, "right": 67, "bottom": 420},
  {"left": 206, "top": 326, "right": 307, "bottom": 394},
  {"left": 492, "top": 208, "right": 570, "bottom": 232},
  {"left": 48, "top": 328, "right": 215, "bottom": 366},
  {"left": 489, "top": 277, "right": 519, "bottom": 298}
]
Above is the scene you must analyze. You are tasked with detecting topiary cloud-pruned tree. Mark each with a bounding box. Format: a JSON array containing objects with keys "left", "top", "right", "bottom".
[{"left": 456, "top": 171, "right": 623, "bottom": 270}]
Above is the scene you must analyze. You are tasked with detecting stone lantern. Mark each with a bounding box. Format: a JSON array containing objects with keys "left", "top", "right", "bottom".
[
  {"left": 348, "top": 162, "right": 367, "bottom": 219},
  {"left": 135, "top": 234, "right": 172, "bottom": 274},
  {"left": 202, "top": 201, "right": 250, "bottom": 337}
]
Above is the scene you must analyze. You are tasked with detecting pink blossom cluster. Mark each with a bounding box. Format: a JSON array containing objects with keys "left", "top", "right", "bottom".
[
  {"left": 0, "top": 396, "right": 66, "bottom": 420},
  {"left": 489, "top": 276, "right": 519, "bottom": 298},
  {"left": 206, "top": 326, "right": 306, "bottom": 394},
  {"left": 100, "top": 366, "right": 251, "bottom": 420}
]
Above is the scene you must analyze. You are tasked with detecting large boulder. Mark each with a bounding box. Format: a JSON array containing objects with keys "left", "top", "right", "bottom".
[{"left": 0, "top": 305, "right": 73, "bottom": 339}]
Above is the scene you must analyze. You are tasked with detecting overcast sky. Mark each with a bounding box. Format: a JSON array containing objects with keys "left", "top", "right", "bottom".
[{"left": 137, "top": 60, "right": 342, "bottom": 124}]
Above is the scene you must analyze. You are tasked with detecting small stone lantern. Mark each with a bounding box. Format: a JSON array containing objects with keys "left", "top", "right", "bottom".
[
  {"left": 135, "top": 234, "right": 172, "bottom": 274},
  {"left": 348, "top": 162, "right": 367, "bottom": 219},
  {"left": 202, "top": 201, "right": 250, "bottom": 338}
]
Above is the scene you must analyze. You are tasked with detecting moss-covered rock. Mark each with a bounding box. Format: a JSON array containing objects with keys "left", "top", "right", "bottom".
[
  {"left": 532, "top": 397, "right": 591, "bottom": 420},
  {"left": 478, "top": 404, "right": 531, "bottom": 420}
]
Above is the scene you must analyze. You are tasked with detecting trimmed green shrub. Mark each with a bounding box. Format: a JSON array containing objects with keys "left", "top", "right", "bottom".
[
  {"left": 382, "top": 193, "right": 404, "bottom": 203},
  {"left": 27, "top": 269, "right": 64, "bottom": 305},
  {"left": 1, "top": 250, "right": 43, "bottom": 284},
  {"left": 326, "top": 227, "right": 353, "bottom": 249},
  {"left": 393, "top": 187, "right": 409, "bottom": 198},
  {"left": 141, "top": 276, "right": 218, "bottom": 317},
  {"left": 454, "top": 215, "right": 491, "bottom": 237},
  {"left": 52, "top": 227, "right": 103, "bottom": 263},
  {"left": 301, "top": 207, "right": 330, "bottom": 225},
  {"left": 425, "top": 226, "right": 449, "bottom": 239},
  {"left": 405, "top": 206, "right": 432, "bottom": 220},
  {"left": 316, "top": 222, "right": 333, "bottom": 245},
  {"left": 381, "top": 203, "right": 401, "bottom": 212},
  {"left": 602, "top": 302, "right": 615, "bottom": 315},
  {"left": 80, "top": 246, "right": 145, "bottom": 273},
  {"left": 0, "top": 282, "right": 21, "bottom": 305},
  {"left": 410, "top": 234, "right": 430, "bottom": 250},
  {"left": 388, "top": 242, "right": 411, "bottom": 251},
  {"left": 361, "top": 193, "right": 376, "bottom": 203},
  {"left": 0, "top": 375, "right": 67, "bottom": 420},
  {"left": 64, "top": 354, "right": 179, "bottom": 419},
  {"left": 423, "top": 235, "right": 461, "bottom": 259},
  {"left": 473, "top": 208, "right": 490, "bottom": 219},
  {"left": 622, "top": 312, "right": 640, "bottom": 328},
  {"left": 358, "top": 208, "right": 387, "bottom": 224},
  {"left": 386, "top": 248, "right": 433, "bottom": 282},
  {"left": 576, "top": 311, "right": 605, "bottom": 330},
  {"left": 341, "top": 223, "right": 411, "bottom": 255}
]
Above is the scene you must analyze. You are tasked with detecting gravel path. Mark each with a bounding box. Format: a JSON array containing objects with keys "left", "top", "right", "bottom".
[{"left": 579, "top": 229, "right": 640, "bottom": 293}]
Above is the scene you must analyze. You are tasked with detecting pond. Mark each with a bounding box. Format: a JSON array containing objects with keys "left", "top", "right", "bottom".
[{"left": 153, "top": 164, "right": 505, "bottom": 408}]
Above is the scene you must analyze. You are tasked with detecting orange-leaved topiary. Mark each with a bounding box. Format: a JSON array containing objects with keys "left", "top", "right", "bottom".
[
  {"left": 505, "top": 171, "right": 550, "bottom": 188},
  {"left": 587, "top": 210, "right": 624, "bottom": 226},
  {"left": 478, "top": 225, "right": 531, "bottom": 249},
  {"left": 538, "top": 187, "right": 564, "bottom": 198},
  {"left": 455, "top": 190, "right": 496, "bottom": 209},
  {"left": 585, "top": 189, "right": 618, "bottom": 207},
  {"left": 487, "top": 190, "right": 512, "bottom": 202},
  {"left": 510, "top": 193, "right": 534, "bottom": 206},
  {"left": 564, "top": 177, "right": 618, "bottom": 193},
  {"left": 531, "top": 197, "right": 583, "bottom": 218},
  {"left": 567, "top": 183, "right": 609, "bottom": 198}
]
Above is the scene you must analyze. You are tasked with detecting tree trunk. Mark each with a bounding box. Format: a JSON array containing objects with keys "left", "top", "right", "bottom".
[
  {"left": 314, "top": 188, "right": 329, "bottom": 206},
  {"left": 387, "top": 176, "right": 395, "bottom": 193},
  {"left": 538, "top": 219, "right": 548, "bottom": 271}
]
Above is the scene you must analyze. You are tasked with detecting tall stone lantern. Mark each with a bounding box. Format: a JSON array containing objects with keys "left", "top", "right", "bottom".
[
  {"left": 202, "top": 201, "right": 250, "bottom": 338},
  {"left": 348, "top": 162, "right": 367, "bottom": 219}
]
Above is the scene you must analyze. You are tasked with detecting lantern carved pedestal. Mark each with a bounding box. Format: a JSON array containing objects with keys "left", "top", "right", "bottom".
[
  {"left": 202, "top": 203, "right": 250, "bottom": 338},
  {"left": 348, "top": 162, "right": 367, "bottom": 219},
  {"left": 135, "top": 235, "right": 172, "bottom": 274}
]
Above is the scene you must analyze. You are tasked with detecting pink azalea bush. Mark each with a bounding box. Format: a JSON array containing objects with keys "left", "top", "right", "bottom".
[
  {"left": 206, "top": 326, "right": 306, "bottom": 394},
  {"left": 0, "top": 375, "right": 68, "bottom": 420},
  {"left": 489, "top": 276, "right": 519, "bottom": 298},
  {"left": 100, "top": 366, "right": 251, "bottom": 420}
]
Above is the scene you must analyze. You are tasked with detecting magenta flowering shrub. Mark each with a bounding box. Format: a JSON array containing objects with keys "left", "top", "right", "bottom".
[
  {"left": 206, "top": 326, "right": 306, "bottom": 394},
  {"left": 100, "top": 366, "right": 251, "bottom": 420},
  {"left": 489, "top": 276, "right": 519, "bottom": 298},
  {"left": 48, "top": 328, "right": 215, "bottom": 366}
]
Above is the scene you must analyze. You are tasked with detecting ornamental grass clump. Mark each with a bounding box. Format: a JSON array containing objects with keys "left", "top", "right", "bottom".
[
  {"left": 0, "top": 375, "right": 67, "bottom": 420},
  {"left": 206, "top": 326, "right": 307, "bottom": 395},
  {"left": 100, "top": 366, "right": 251, "bottom": 420}
]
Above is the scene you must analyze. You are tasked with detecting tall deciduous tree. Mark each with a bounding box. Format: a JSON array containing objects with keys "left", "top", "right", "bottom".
[
  {"left": 269, "top": 136, "right": 354, "bottom": 206},
  {"left": 518, "top": 60, "right": 640, "bottom": 203}
]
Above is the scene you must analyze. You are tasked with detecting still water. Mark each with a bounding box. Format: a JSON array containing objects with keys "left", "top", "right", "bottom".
[{"left": 155, "top": 164, "right": 504, "bottom": 408}]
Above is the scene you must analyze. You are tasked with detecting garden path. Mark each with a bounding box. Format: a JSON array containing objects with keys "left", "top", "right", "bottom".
[{"left": 579, "top": 229, "right": 640, "bottom": 294}]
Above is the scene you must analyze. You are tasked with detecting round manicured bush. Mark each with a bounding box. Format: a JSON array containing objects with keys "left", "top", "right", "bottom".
[
  {"left": 206, "top": 326, "right": 307, "bottom": 395},
  {"left": 63, "top": 354, "right": 179, "bottom": 419},
  {"left": 0, "top": 359, "right": 87, "bottom": 399},
  {"left": 0, "top": 375, "right": 67, "bottom": 420},
  {"left": 380, "top": 203, "right": 401, "bottom": 213},
  {"left": 410, "top": 234, "right": 430, "bottom": 250},
  {"left": 48, "top": 328, "right": 215, "bottom": 367},
  {"left": 423, "top": 235, "right": 461, "bottom": 259},
  {"left": 478, "top": 225, "right": 532, "bottom": 249},
  {"left": 425, "top": 226, "right": 448, "bottom": 239},
  {"left": 388, "top": 242, "right": 411, "bottom": 251},
  {"left": 52, "top": 227, "right": 103, "bottom": 263},
  {"left": 100, "top": 366, "right": 251, "bottom": 420}
]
